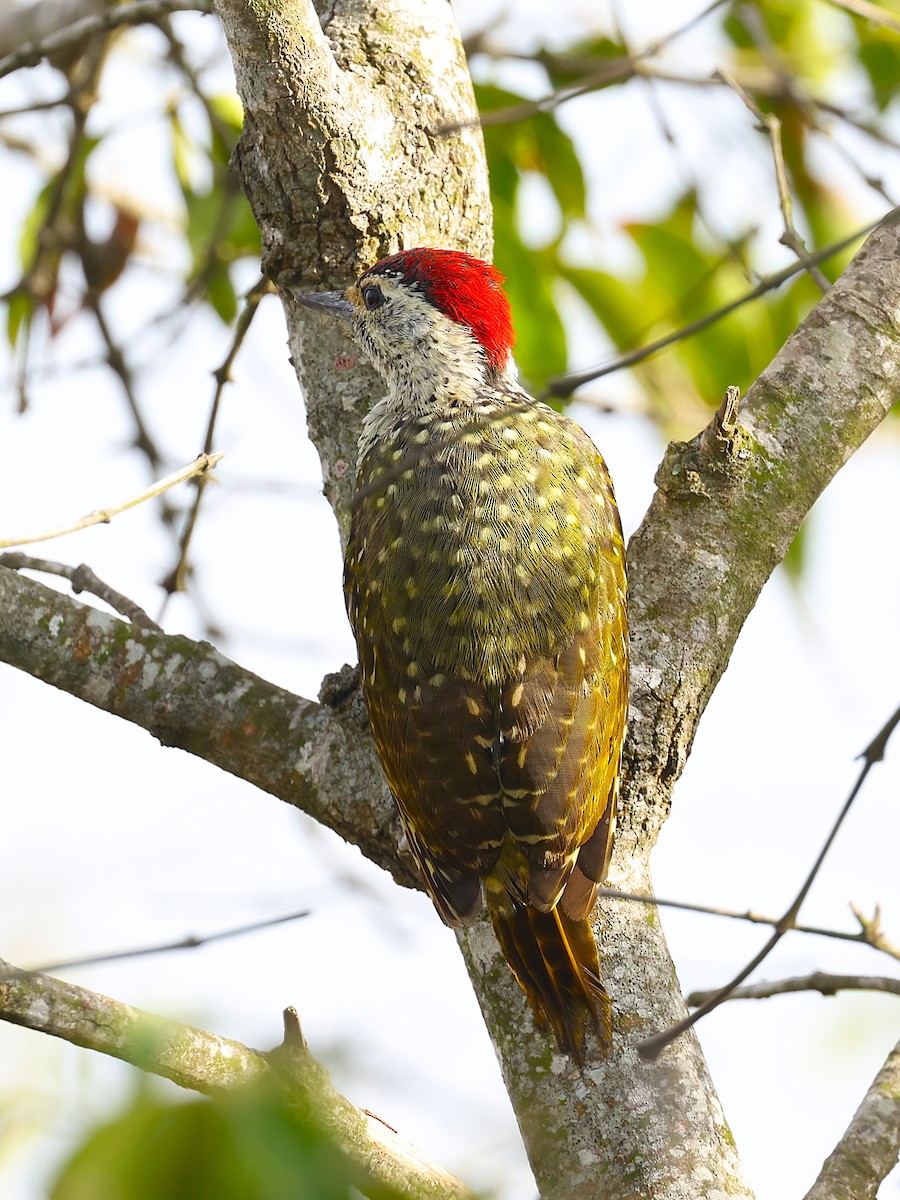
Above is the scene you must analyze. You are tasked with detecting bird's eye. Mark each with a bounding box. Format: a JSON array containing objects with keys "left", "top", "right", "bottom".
[{"left": 361, "top": 284, "right": 385, "bottom": 311}]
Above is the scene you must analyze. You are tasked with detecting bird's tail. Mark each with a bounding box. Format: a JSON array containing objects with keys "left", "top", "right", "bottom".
[{"left": 487, "top": 897, "right": 612, "bottom": 1063}]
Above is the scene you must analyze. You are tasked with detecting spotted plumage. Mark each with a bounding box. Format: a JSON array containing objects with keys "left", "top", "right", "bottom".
[{"left": 292, "top": 249, "right": 628, "bottom": 1061}]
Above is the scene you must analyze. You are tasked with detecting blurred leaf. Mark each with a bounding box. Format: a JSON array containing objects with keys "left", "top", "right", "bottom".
[
  {"left": 532, "top": 113, "right": 585, "bottom": 218},
  {"left": 493, "top": 201, "right": 566, "bottom": 391},
  {"left": 18, "top": 181, "right": 54, "bottom": 272},
  {"left": 782, "top": 519, "right": 807, "bottom": 583},
  {"left": 205, "top": 261, "right": 238, "bottom": 323},
  {"left": 540, "top": 36, "right": 626, "bottom": 88},
  {"left": 723, "top": 0, "right": 843, "bottom": 89},
  {"left": 6, "top": 289, "right": 33, "bottom": 349},
  {"left": 476, "top": 83, "right": 585, "bottom": 220},
  {"left": 182, "top": 185, "right": 259, "bottom": 322},
  {"left": 558, "top": 184, "right": 832, "bottom": 421},
  {"left": 169, "top": 107, "right": 195, "bottom": 192},
  {"left": 558, "top": 263, "right": 648, "bottom": 350},
  {"left": 52, "top": 1085, "right": 405, "bottom": 1200},
  {"left": 854, "top": 21, "right": 900, "bottom": 111},
  {"left": 208, "top": 93, "right": 244, "bottom": 167}
]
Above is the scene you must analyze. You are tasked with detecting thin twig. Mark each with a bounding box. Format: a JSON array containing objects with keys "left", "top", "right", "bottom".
[
  {"left": 638, "top": 702, "right": 900, "bottom": 1060},
  {"left": 544, "top": 217, "right": 880, "bottom": 399},
  {"left": 0, "top": 0, "right": 214, "bottom": 81},
  {"left": 687, "top": 971, "right": 900, "bottom": 1006},
  {"left": 441, "top": 0, "right": 729, "bottom": 132},
  {"left": 158, "top": 277, "right": 271, "bottom": 608},
  {"left": 84, "top": 294, "right": 168, "bottom": 477},
  {"left": 25, "top": 907, "right": 310, "bottom": 975},
  {"left": 596, "top": 888, "right": 900, "bottom": 961},
  {"left": 0, "top": 554, "right": 161, "bottom": 629},
  {"left": 715, "top": 67, "right": 829, "bottom": 292},
  {"left": 0, "top": 452, "right": 223, "bottom": 549},
  {"left": 851, "top": 902, "right": 900, "bottom": 959}
]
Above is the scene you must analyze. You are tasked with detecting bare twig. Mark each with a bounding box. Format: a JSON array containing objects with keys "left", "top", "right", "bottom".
[
  {"left": 0, "top": 959, "right": 475, "bottom": 1199},
  {"left": 687, "top": 971, "right": 900, "bottom": 1006},
  {"left": 159, "top": 277, "right": 271, "bottom": 607},
  {"left": 597, "top": 887, "right": 900, "bottom": 962},
  {"left": 0, "top": 453, "right": 223, "bottom": 549},
  {"left": 0, "top": 0, "right": 214, "bottom": 80},
  {"left": 24, "top": 882, "right": 900, "bottom": 983},
  {"left": 803, "top": 1035, "right": 900, "bottom": 1200},
  {"left": 638, "top": 702, "right": 900, "bottom": 1060},
  {"left": 85, "top": 295, "right": 169, "bottom": 478},
  {"left": 715, "top": 67, "right": 829, "bottom": 292},
  {"left": 545, "top": 218, "right": 880, "bottom": 399},
  {"left": 442, "top": 0, "right": 729, "bottom": 132},
  {"left": 0, "top": 554, "right": 161, "bottom": 629},
  {"left": 851, "top": 903, "right": 900, "bottom": 960},
  {"left": 26, "top": 907, "right": 311, "bottom": 975}
]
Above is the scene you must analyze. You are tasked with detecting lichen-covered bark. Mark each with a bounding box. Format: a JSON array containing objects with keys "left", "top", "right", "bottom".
[
  {"left": 459, "top": 858, "right": 749, "bottom": 1200},
  {"left": 803, "top": 1035, "right": 900, "bottom": 1200},
  {"left": 0, "top": 959, "right": 476, "bottom": 1200}
]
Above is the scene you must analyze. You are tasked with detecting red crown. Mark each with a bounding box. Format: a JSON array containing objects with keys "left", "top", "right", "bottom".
[{"left": 364, "top": 248, "right": 514, "bottom": 372}]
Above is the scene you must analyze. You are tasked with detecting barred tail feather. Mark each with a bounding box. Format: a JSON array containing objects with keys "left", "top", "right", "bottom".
[{"left": 488, "top": 899, "right": 612, "bottom": 1063}]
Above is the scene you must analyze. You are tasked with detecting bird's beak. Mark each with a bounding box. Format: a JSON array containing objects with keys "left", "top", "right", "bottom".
[{"left": 290, "top": 288, "right": 355, "bottom": 323}]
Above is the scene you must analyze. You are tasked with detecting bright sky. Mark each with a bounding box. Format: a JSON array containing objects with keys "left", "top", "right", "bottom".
[{"left": 1, "top": 3, "right": 899, "bottom": 1198}]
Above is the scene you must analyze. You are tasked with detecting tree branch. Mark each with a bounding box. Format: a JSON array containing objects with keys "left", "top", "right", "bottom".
[
  {"left": 0, "top": 554, "right": 162, "bottom": 629},
  {"left": 688, "top": 972, "right": 900, "bottom": 1006},
  {"left": 0, "top": 452, "right": 223, "bottom": 549},
  {"left": 0, "top": 0, "right": 214, "bottom": 80},
  {"left": 0, "top": 959, "right": 475, "bottom": 1200},
  {"left": 0, "top": 566, "right": 413, "bottom": 889},
  {"left": 803, "top": 1035, "right": 900, "bottom": 1200}
]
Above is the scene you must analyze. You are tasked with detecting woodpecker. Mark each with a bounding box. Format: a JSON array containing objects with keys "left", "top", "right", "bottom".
[{"left": 294, "top": 249, "right": 628, "bottom": 1062}]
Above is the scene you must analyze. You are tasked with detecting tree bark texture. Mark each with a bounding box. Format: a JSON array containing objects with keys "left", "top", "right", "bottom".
[{"left": 0, "top": 959, "right": 476, "bottom": 1200}]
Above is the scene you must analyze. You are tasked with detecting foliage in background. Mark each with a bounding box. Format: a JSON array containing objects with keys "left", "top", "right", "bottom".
[
  {"left": 4, "top": 0, "right": 897, "bottom": 437},
  {"left": 51, "top": 1083, "right": 404, "bottom": 1200}
]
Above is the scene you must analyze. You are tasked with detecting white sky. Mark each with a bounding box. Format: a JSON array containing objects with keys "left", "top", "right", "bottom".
[{"left": 1, "top": 3, "right": 899, "bottom": 1198}]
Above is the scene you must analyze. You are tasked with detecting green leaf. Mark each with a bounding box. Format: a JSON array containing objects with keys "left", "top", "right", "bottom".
[
  {"left": 541, "top": 36, "right": 626, "bottom": 88},
  {"left": 51, "top": 1086, "right": 405, "bottom": 1200},
  {"left": 208, "top": 93, "right": 244, "bottom": 167},
  {"left": 532, "top": 112, "right": 586, "bottom": 218},
  {"left": 558, "top": 264, "right": 648, "bottom": 350},
  {"left": 493, "top": 201, "right": 567, "bottom": 390},
  {"left": 855, "top": 23, "right": 900, "bottom": 111},
  {"left": 205, "top": 261, "right": 238, "bottom": 323},
  {"left": 5, "top": 289, "right": 33, "bottom": 349},
  {"left": 782, "top": 519, "right": 807, "bottom": 583},
  {"left": 17, "top": 183, "right": 53, "bottom": 272},
  {"left": 169, "top": 108, "right": 195, "bottom": 193}
]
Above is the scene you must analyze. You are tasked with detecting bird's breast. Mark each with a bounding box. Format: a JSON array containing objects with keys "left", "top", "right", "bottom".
[{"left": 345, "top": 403, "right": 623, "bottom": 686}]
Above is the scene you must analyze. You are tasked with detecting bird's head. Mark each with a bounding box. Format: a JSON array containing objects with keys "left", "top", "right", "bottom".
[{"left": 289, "top": 248, "right": 516, "bottom": 407}]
